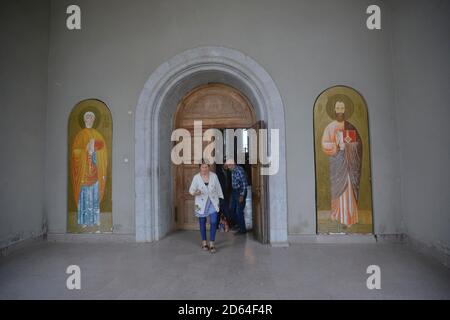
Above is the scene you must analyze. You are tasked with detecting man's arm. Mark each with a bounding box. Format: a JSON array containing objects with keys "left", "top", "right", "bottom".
[{"left": 239, "top": 167, "right": 248, "bottom": 197}]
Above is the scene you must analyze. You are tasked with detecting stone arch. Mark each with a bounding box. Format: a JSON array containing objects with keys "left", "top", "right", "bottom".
[{"left": 135, "top": 46, "right": 288, "bottom": 246}]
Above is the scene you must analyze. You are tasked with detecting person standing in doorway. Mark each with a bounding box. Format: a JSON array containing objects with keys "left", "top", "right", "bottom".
[
  {"left": 216, "top": 163, "right": 232, "bottom": 230},
  {"left": 189, "top": 161, "right": 224, "bottom": 253},
  {"left": 224, "top": 159, "right": 248, "bottom": 235}
]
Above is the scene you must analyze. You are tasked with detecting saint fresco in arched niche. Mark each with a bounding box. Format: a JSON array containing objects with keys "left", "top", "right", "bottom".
[
  {"left": 314, "top": 86, "right": 373, "bottom": 234},
  {"left": 68, "top": 99, "right": 112, "bottom": 233}
]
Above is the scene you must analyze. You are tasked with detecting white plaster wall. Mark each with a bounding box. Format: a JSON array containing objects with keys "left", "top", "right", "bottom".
[
  {"left": 0, "top": 0, "right": 50, "bottom": 248},
  {"left": 390, "top": 0, "right": 450, "bottom": 254},
  {"left": 45, "top": 0, "right": 402, "bottom": 235}
]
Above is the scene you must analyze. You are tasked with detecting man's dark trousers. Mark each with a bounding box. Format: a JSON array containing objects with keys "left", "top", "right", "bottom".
[{"left": 231, "top": 189, "right": 247, "bottom": 233}]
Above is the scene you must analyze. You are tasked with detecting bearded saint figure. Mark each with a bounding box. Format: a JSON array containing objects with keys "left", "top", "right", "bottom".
[{"left": 321, "top": 99, "right": 362, "bottom": 227}]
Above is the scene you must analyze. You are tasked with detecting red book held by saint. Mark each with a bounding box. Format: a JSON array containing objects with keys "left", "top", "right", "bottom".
[{"left": 344, "top": 130, "right": 356, "bottom": 143}]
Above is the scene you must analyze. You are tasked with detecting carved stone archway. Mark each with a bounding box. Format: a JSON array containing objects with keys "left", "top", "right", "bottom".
[{"left": 135, "top": 46, "right": 288, "bottom": 246}]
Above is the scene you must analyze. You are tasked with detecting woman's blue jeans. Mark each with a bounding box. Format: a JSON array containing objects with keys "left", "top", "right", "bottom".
[{"left": 199, "top": 212, "right": 218, "bottom": 241}]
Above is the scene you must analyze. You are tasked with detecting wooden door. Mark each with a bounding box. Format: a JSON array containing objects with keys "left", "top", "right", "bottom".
[
  {"left": 251, "top": 121, "right": 269, "bottom": 243},
  {"left": 173, "top": 83, "right": 255, "bottom": 231}
]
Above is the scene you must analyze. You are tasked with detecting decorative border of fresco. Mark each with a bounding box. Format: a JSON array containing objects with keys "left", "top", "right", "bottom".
[
  {"left": 67, "top": 99, "right": 113, "bottom": 233},
  {"left": 313, "top": 86, "right": 373, "bottom": 234}
]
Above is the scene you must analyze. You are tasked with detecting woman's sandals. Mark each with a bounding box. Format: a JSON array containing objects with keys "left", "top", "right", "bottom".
[{"left": 201, "top": 243, "right": 216, "bottom": 253}]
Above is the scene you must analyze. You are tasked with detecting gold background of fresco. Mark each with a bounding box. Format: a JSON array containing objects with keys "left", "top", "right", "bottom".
[
  {"left": 313, "top": 86, "right": 373, "bottom": 234},
  {"left": 67, "top": 99, "right": 113, "bottom": 233}
]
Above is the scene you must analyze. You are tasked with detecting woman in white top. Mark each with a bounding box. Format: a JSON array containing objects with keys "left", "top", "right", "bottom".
[{"left": 189, "top": 162, "right": 224, "bottom": 253}]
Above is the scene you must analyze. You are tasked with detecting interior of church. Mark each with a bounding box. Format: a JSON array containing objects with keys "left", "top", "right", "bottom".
[{"left": 0, "top": 0, "right": 449, "bottom": 301}]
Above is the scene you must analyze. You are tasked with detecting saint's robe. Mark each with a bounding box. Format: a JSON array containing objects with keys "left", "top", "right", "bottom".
[
  {"left": 321, "top": 120, "right": 362, "bottom": 226},
  {"left": 71, "top": 128, "right": 107, "bottom": 226}
]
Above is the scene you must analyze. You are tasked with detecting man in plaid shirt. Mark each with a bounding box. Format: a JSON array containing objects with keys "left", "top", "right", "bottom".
[{"left": 224, "top": 159, "right": 248, "bottom": 235}]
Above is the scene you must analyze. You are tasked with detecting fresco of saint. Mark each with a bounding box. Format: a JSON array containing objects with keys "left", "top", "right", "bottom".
[
  {"left": 321, "top": 98, "right": 362, "bottom": 227},
  {"left": 71, "top": 111, "right": 108, "bottom": 227}
]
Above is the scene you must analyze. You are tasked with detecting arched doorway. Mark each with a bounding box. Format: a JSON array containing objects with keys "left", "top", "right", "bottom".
[{"left": 135, "top": 46, "right": 288, "bottom": 246}]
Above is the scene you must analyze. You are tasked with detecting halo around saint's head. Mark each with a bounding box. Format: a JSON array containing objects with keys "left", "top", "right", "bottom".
[
  {"left": 325, "top": 94, "right": 354, "bottom": 120},
  {"left": 78, "top": 106, "right": 101, "bottom": 129}
]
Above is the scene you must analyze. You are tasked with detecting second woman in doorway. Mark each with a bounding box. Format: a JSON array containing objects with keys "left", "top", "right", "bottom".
[{"left": 189, "top": 162, "right": 224, "bottom": 253}]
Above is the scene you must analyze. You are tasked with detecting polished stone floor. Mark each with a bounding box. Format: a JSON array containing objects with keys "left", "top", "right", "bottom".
[{"left": 1, "top": 231, "right": 449, "bottom": 299}]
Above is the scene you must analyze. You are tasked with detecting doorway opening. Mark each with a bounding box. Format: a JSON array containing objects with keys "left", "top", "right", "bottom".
[{"left": 172, "top": 83, "right": 269, "bottom": 243}]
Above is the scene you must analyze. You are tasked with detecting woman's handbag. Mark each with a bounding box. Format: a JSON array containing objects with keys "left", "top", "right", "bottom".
[{"left": 219, "top": 212, "right": 230, "bottom": 232}]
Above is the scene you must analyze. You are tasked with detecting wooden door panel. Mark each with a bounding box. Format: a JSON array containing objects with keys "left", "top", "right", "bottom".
[
  {"left": 183, "top": 200, "right": 195, "bottom": 224},
  {"left": 250, "top": 121, "right": 268, "bottom": 243},
  {"left": 251, "top": 164, "right": 260, "bottom": 240},
  {"left": 182, "top": 166, "right": 198, "bottom": 193}
]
